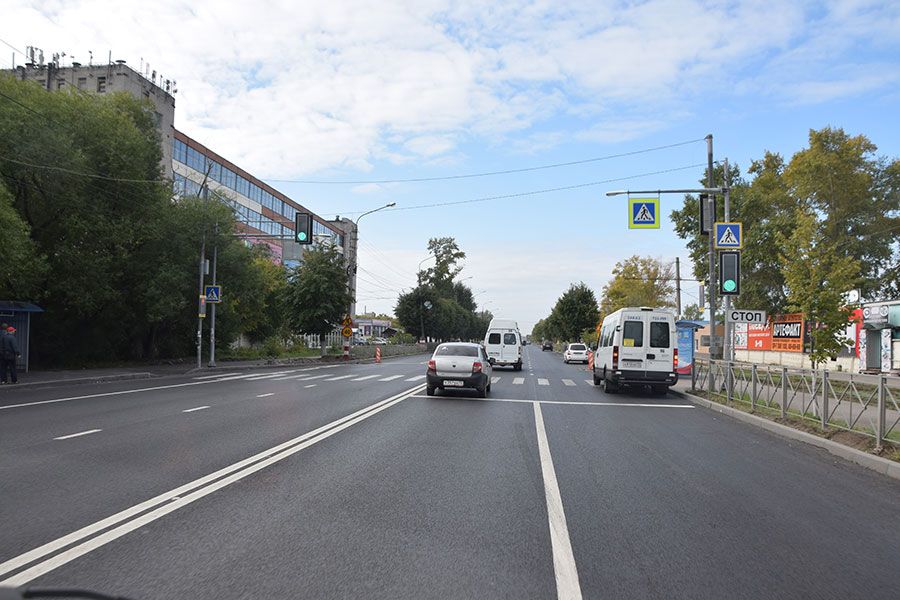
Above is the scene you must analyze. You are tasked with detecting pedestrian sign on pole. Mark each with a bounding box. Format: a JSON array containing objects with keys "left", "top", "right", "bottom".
[
  {"left": 204, "top": 285, "right": 222, "bottom": 303},
  {"left": 342, "top": 316, "right": 353, "bottom": 327},
  {"left": 714, "top": 222, "right": 742, "bottom": 249},
  {"left": 628, "top": 198, "right": 660, "bottom": 229}
]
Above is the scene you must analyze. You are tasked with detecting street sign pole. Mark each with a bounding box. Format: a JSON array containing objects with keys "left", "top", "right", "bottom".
[
  {"left": 723, "top": 158, "right": 732, "bottom": 363},
  {"left": 209, "top": 222, "right": 218, "bottom": 368}
]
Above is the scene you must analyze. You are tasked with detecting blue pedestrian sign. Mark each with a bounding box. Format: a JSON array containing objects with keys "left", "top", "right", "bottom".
[
  {"left": 628, "top": 197, "right": 660, "bottom": 229},
  {"left": 204, "top": 285, "right": 222, "bottom": 303},
  {"left": 714, "top": 222, "right": 742, "bottom": 249}
]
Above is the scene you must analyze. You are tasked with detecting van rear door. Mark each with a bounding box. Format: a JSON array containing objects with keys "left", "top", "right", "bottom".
[
  {"left": 646, "top": 315, "right": 674, "bottom": 374},
  {"left": 619, "top": 312, "right": 646, "bottom": 371},
  {"left": 500, "top": 331, "right": 519, "bottom": 364}
]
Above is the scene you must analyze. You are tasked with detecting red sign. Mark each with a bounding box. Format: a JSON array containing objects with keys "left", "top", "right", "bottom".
[
  {"left": 747, "top": 323, "right": 772, "bottom": 351},
  {"left": 771, "top": 313, "right": 804, "bottom": 353}
]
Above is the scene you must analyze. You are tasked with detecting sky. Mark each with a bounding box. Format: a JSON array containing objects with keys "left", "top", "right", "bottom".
[{"left": 2, "top": 0, "right": 899, "bottom": 333}]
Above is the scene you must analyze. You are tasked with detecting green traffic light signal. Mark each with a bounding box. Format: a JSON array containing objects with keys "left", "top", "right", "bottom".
[
  {"left": 723, "top": 279, "right": 736, "bottom": 292},
  {"left": 298, "top": 231, "right": 307, "bottom": 242}
]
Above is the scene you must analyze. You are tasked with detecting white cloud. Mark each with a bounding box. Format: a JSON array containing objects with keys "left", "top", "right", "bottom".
[{"left": 3, "top": 0, "right": 897, "bottom": 178}]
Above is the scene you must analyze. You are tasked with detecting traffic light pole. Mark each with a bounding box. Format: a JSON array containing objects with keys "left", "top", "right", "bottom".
[{"left": 705, "top": 135, "right": 718, "bottom": 361}]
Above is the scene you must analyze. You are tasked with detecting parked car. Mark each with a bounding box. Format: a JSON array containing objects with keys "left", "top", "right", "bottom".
[
  {"left": 593, "top": 306, "right": 678, "bottom": 394},
  {"left": 426, "top": 342, "right": 493, "bottom": 398},
  {"left": 542, "top": 340, "right": 553, "bottom": 351},
  {"left": 563, "top": 343, "right": 589, "bottom": 364}
]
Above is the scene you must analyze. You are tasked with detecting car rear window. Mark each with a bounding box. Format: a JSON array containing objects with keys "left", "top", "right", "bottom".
[
  {"left": 622, "top": 321, "right": 643, "bottom": 347},
  {"left": 650, "top": 322, "right": 670, "bottom": 348},
  {"left": 488, "top": 333, "right": 501, "bottom": 344},
  {"left": 504, "top": 333, "right": 517, "bottom": 344},
  {"left": 570, "top": 344, "right": 586, "bottom": 351},
  {"left": 435, "top": 345, "right": 478, "bottom": 357}
]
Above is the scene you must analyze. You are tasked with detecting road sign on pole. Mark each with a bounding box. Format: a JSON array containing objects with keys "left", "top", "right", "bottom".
[
  {"left": 342, "top": 316, "right": 353, "bottom": 327},
  {"left": 628, "top": 198, "right": 660, "bottom": 229},
  {"left": 341, "top": 326, "right": 353, "bottom": 338},
  {"left": 727, "top": 309, "right": 767, "bottom": 324},
  {"left": 204, "top": 285, "right": 222, "bottom": 303},
  {"left": 714, "top": 222, "right": 742, "bottom": 249}
]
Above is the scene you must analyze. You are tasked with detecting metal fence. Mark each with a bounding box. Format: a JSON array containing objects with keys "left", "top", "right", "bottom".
[{"left": 692, "top": 359, "right": 900, "bottom": 449}]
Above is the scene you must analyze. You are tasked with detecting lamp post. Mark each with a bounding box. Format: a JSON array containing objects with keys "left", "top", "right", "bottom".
[{"left": 344, "top": 202, "right": 395, "bottom": 360}]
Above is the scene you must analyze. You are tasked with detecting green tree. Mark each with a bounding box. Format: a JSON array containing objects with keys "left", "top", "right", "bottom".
[
  {"left": 778, "top": 208, "right": 860, "bottom": 366},
  {"left": 548, "top": 282, "right": 599, "bottom": 342},
  {"left": 0, "top": 183, "right": 46, "bottom": 299},
  {"left": 681, "top": 304, "right": 703, "bottom": 320},
  {"left": 283, "top": 244, "right": 353, "bottom": 356},
  {"left": 599, "top": 256, "right": 674, "bottom": 316}
]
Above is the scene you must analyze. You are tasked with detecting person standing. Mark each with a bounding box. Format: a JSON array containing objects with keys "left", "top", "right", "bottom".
[{"left": 1, "top": 324, "right": 21, "bottom": 384}]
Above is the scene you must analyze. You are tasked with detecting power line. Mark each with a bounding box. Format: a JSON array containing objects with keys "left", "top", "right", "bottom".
[
  {"left": 268, "top": 137, "right": 706, "bottom": 185},
  {"left": 0, "top": 154, "right": 163, "bottom": 183},
  {"left": 0, "top": 37, "right": 25, "bottom": 56}
]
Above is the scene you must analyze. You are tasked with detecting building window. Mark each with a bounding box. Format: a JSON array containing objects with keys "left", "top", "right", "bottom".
[
  {"left": 77, "top": 77, "right": 87, "bottom": 90},
  {"left": 97, "top": 77, "right": 107, "bottom": 93}
]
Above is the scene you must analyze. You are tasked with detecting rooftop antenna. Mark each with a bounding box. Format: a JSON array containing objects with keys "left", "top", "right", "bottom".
[{"left": 88, "top": 50, "right": 93, "bottom": 66}]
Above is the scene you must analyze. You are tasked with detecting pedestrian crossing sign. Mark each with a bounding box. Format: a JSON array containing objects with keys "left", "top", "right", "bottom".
[
  {"left": 204, "top": 285, "right": 222, "bottom": 303},
  {"left": 714, "top": 222, "right": 742, "bottom": 249},
  {"left": 628, "top": 198, "right": 660, "bottom": 229}
]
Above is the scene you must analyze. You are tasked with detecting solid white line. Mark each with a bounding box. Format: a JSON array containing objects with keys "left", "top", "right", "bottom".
[
  {"left": 378, "top": 375, "right": 403, "bottom": 381},
  {"left": 53, "top": 429, "right": 102, "bottom": 441},
  {"left": 256, "top": 393, "right": 274, "bottom": 398},
  {"left": 562, "top": 379, "right": 576, "bottom": 386},
  {"left": 538, "top": 378, "right": 550, "bottom": 386},
  {"left": 182, "top": 406, "right": 209, "bottom": 413},
  {"left": 404, "top": 375, "right": 425, "bottom": 381},
  {"left": 192, "top": 372, "right": 240, "bottom": 380},
  {"left": 533, "top": 403, "right": 582, "bottom": 599},
  {"left": 409, "top": 396, "right": 694, "bottom": 408},
  {"left": 304, "top": 384, "right": 317, "bottom": 388},
  {"left": 513, "top": 377, "right": 525, "bottom": 385},
  {"left": 351, "top": 375, "right": 379, "bottom": 381},
  {"left": 0, "top": 383, "right": 426, "bottom": 585},
  {"left": 325, "top": 375, "right": 353, "bottom": 381}
]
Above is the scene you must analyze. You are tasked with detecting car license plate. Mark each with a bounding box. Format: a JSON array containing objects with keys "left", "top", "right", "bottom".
[
  {"left": 443, "top": 380, "right": 464, "bottom": 387},
  {"left": 622, "top": 359, "right": 642, "bottom": 367}
]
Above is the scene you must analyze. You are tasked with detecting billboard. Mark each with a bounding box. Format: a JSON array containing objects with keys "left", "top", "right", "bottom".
[
  {"left": 771, "top": 313, "right": 804, "bottom": 353},
  {"left": 747, "top": 323, "right": 772, "bottom": 351}
]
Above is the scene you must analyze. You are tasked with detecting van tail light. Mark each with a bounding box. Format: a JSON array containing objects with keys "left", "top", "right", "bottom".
[
  {"left": 612, "top": 345, "right": 619, "bottom": 369},
  {"left": 673, "top": 348, "right": 679, "bottom": 369},
  {"left": 427, "top": 360, "right": 436, "bottom": 374},
  {"left": 472, "top": 361, "right": 483, "bottom": 373}
]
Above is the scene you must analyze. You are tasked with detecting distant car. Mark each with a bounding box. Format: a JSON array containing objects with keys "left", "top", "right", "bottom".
[
  {"left": 542, "top": 341, "right": 553, "bottom": 351},
  {"left": 426, "top": 342, "right": 493, "bottom": 398},
  {"left": 563, "top": 343, "right": 589, "bottom": 364},
  {"left": 372, "top": 337, "right": 388, "bottom": 344}
]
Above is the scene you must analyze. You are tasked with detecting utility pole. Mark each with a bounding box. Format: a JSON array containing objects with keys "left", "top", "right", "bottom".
[
  {"left": 675, "top": 257, "right": 682, "bottom": 318},
  {"left": 723, "top": 158, "right": 732, "bottom": 363},
  {"left": 705, "top": 134, "right": 718, "bottom": 360},
  {"left": 195, "top": 164, "right": 212, "bottom": 370},
  {"left": 209, "top": 221, "right": 218, "bottom": 367}
]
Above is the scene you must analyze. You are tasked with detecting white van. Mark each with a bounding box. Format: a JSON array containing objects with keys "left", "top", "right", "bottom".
[
  {"left": 484, "top": 318, "right": 523, "bottom": 371},
  {"left": 592, "top": 307, "right": 678, "bottom": 394}
]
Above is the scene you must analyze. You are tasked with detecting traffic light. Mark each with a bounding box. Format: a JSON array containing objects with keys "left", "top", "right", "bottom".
[
  {"left": 294, "top": 212, "right": 312, "bottom": 244},
  {"left": 719, "top": 251, "right": 740, "bottom": 296}
]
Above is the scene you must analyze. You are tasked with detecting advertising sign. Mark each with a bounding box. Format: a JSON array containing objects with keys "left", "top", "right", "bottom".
[
  {"left": 733, "top": 323, "right": 748, "bottom": 350},
  {"left": 771, "top": 313, "right": 804, "bottom": 353},
  {"left": 676, "top": 327, "right": 694, "bottom": 375}
]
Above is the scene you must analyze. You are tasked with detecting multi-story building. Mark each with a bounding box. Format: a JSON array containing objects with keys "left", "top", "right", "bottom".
[{"left": 5, "top": 51, "right": 353, "bottom": 271}]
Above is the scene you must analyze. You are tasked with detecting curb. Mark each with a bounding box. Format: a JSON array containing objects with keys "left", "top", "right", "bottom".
[
  {"left": 0, "top": 372, "right": 156, "bottom": 389},
  {"left": 678, "top": 389, "right": 900, "bottom": 481}
]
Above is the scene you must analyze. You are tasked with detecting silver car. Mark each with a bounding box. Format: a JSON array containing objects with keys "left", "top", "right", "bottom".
[{"left": 426, "top": 342, "right": 493, "bottom": 397}]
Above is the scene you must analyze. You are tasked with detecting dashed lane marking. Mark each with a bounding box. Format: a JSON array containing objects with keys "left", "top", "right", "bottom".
[
  {"left": 513, "top": 377, "right": 525, "bottom": 385},
  {"left": 304, "top": 384, "right": 317, "bottom": 388},
  {"left": 378, "top": 375, "right": 403, "bottom": 381},
  {"left": 324, "top": 375, "right": 353, "bottom": 381},
  {"left": 404, "top": 375, "right": 426, "bottom": 381},
  {"left": 562, "top": 379, "right": 576, "bottom": 386},
  {"left": 182, "top": 406, "right": 210, "bottom": 413},
  {"left": 351, "top": 375, "right": 379, "bottom": 381},
  {"left": 53, "top": 429, "right": 102, "bottom": 441},
  {"left": 538, "top": 378, "right": 550, "bottom": 386},
  {"left": 256, "top": 393, "right": 275, "bottom": 398}
]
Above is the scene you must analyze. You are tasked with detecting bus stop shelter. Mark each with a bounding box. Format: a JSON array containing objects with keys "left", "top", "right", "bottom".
[{"left": 0, "top": 301, "right": 43, "bottom": 372}]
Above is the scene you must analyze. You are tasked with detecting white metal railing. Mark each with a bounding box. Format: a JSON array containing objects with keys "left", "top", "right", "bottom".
[{"left": 692, "top": 359, "right": 900, "bottom": 450}]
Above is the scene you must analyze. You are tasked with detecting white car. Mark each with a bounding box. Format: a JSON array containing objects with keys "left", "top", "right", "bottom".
[
  {"left": 563, "top": 343, "right": 589, "bottom": 364},
  {"left": 372, "top": 337, "right": 388, "bottom": 344}
]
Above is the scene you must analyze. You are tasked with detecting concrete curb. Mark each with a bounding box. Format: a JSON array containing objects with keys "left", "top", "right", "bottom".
[
  {"left": 0, "top": 372, "right": 156, "bottom": 389},
  {"left": 678, "top": 390, "right": 900, "bottom": 481}
]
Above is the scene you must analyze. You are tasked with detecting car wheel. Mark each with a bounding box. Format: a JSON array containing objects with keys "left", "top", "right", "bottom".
[
  {"left": 478, "top": 385, "right": 487, "bottom": 398},
  {"left": 426, "top": 385, "right": 436, "bottom": 396},
  {"left": 486, "top": 381, "right": 492, "bottom": 394}
]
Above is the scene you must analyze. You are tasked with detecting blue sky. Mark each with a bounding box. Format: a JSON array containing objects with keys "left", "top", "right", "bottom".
[{"left": 3, "top": 0, "right": 899, "bottom": 332}]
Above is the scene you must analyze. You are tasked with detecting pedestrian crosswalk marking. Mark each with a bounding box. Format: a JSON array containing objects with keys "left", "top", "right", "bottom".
[
  {"left": 405, "top": 375, "right": 426, "bottom": 381},
  {"left": 193, "top": 372, "right": 240, "bottom": 380},
  {"left": 513, "top": 377, "right": 525, "bottom": 385},
  {"left": 584, "top": 380, "right": 594, "bottom": 385},
  {"left": 538, "top": 378, "right": 549, "bottom": 386},
  {"left": 379, "top": 375, "right": 403, "bottom": 381},
  {"left": 301, "top": 374, "right": 330, "bottom": 381},
  {"left": 351, "top": 375, "right": 379, "bottom": 381},
  {"left": 562, "top": 379, "right": 576, "bottom": 386},
  {"left": 491, "top": 376, "right": 501, "bottom": 384},
  {"left": 325, "top": 375, "right": 353, "bottom": 381}
]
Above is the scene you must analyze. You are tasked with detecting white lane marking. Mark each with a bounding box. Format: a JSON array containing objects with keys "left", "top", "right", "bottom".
[
  {"left": 53, "top": 429, "right": 102, "bottom": 441},
  {"left": 533, "top": 402, "right": 582, "bottom": 599},
  {"left": 378, "top": 375, "right": 403, "bottom": 381},
  {"left": 243, "top": 372, "right": 295, "bottom": 381},
  {"left": 256, "top": 393, "right": 274, "bottom": 398},
  {"left": 351, "top": 375, "right": 379, "bottom": 381},
  {"left": 182, "top": 406, "right": 210, "bottom": 413},
  {"left": 491, "top": 376, "right": 501, "bottom": 384},
  {"left": 409, "top": 396, "right": 694, "bottom": 408},
  {"left": 192, "top": 372, "right": 240, "bottom": 380},
  {"left": 538, "top": 378, "right": 550, "bottom": 386},
  {"left": 325, "top": 375, "right": 353, "bottom": 381},
  {"left": 304, "top": 384, "right": 317, "bottom": 388},
  {"left": 404, "top": 375, "right": 426, "bottom": 381},
  {"left": 0, "top": 384, "right": 426, "bottom": 585},
  {"left": 300, "top": 374, "right": 330, "bottom": 381},
  {"left": 584, "top": 380, "right": 594, "bottom": 385},
  {"left": 271, "top": 374, "right": 311, "bottom": 381},
  {"left": 513, "top": 377, "right": 525, "bottom": 385},
  {"left": 562, "top": 379, "right": 576, "bottom": 386}
]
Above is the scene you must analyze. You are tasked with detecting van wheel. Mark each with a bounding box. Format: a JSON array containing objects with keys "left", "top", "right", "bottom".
[
  {"left": 592, "top": 371, "right": 602, "bottom": 386},
  {"left": 603, "top": 372, "right": 619, "bottom": 394},
  {"left": 515, "top": 362, "right": 522, "bottom": 371}
]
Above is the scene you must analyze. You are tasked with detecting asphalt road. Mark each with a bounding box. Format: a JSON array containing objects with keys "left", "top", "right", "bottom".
[{"left": 1, "top": 347, "right": 898, "bottom": 599}]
